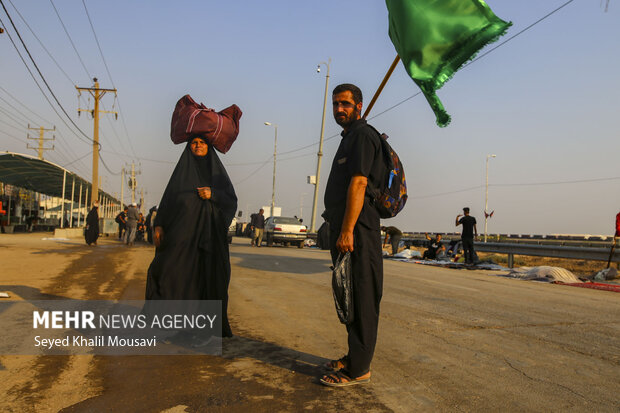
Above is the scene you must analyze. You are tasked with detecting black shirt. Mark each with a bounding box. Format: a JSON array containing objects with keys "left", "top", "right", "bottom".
[
  {"left": 428, "top": 239, "right": 442, "bottom": 253},
  {"left": 251, "top": 214, "right": 265, "bottom": 229},
  {"left": 324, "top": 119, "right": 384, "bottom": 230},
  {"left": 459, "top": 215, "right": 476, "bottom": 238}
]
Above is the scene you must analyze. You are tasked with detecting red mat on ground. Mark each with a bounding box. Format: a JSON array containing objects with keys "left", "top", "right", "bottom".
[{"left": 555, "top": 282, "right": 620, "bottom": 293}]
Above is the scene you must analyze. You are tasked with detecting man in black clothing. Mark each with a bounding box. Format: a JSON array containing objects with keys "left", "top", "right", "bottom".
[
  {"left": 456, "top": 207, "right": 478, "bottom": 264},
  {"left": 250, "top": 209, "right": 265, "bottom": 247},
  {"left": 320, "top": 83, "right": 385, "bottom": 387},
  {"left": 115, "top": 207, "right": 127, "bottom": 240},
  {"left": 381, "top": 226, "right": 402, "bottom": 256},
  {"left": 423, "top": 232, "right": 445, "bottom": 260}
]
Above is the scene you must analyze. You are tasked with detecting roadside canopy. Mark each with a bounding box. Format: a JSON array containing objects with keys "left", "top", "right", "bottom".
[{"left": 0, "top": 152, "right": 117, "bottom": 203}]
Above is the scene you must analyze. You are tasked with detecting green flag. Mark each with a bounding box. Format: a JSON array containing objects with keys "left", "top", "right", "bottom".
[{"left": 386, "top": 0, "right": 511, "bottom": 127}]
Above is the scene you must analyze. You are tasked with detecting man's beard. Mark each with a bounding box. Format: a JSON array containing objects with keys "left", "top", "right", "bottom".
[{"left": 335, "top": 109, "right": 359, "bottom": 129}]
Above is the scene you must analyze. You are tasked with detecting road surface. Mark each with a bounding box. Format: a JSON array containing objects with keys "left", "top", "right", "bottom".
[{"left": 1, "top": 234, "right": 618, "bottom": 412}]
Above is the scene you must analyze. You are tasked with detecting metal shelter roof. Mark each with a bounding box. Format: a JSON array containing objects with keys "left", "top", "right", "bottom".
[{"left": 0, "top": 152, "right": 118, "bottom": 202}]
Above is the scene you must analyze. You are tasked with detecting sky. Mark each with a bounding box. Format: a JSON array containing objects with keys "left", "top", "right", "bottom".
[{"left": 1, "top": 0, "right": 618, "bottom": 236}]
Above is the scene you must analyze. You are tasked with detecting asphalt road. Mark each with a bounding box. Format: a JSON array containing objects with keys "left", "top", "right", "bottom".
[{"left": 1, "top": 234, "right": 619, "bottom": 412}]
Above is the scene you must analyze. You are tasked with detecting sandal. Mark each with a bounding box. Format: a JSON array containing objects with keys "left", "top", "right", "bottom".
[
  {"left": 319, "top": 370, "right": 370, "bottom": 387},
  {"left": 323, "top": 355, "right": 348, "bottom": 371}
]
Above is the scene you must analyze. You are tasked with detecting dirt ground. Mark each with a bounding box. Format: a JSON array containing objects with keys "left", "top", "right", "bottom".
[
  {"left": 2, "top": 233, "right": 619, "bottom": 412},
  {"left": 0, "top": 234, "right": 390, "bottom": 413}
]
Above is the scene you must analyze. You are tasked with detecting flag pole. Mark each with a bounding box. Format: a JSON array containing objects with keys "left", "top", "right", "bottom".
[{"left": 363, "top": 55, "right": 401, "bottom": 119}]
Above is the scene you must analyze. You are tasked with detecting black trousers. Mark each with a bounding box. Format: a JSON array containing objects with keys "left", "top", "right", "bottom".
[
  {"left": 390, "top": 234, "right": 402, "bottom": 255},
  {"left": 330, "top": 223, "right": 383, "bottom": 377},
  {"left": 462, "top": 237, "right": 475, "bottom": 264}
]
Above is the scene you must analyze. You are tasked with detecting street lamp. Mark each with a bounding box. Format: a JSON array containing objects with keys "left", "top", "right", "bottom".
[
  {"left": 484, "top": 154, "right": 496, "bottom": 242},
  {"left": 264, "top": 122, "right": 278, "bottom": 217},
  {"left": 310, "top": 58, "right": 331, "bottom": 233}
]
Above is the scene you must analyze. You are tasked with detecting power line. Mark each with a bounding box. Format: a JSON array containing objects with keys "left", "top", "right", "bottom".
[
  {"left": 493, "top": 176, "right": 620, "bottom": 187},
  {"left": 49, "top": 0, "right": 91, "bottom": 79},
  {"left": 409, "top": 175, "right": 620, "bottom": 200},
  {"left": 0, "top": 117, "right": 24, "bottom": 132},
  {"left": 0, "top": 87, "right": 90, "bottom": 175},
  {"left": 0, "top": 86, "right": 51, "bottom": 125},
  {"left": 0, "top": 72, "right": 90, "bottom": 174},
  {"left": 234, "top": 157, "right": 273, "bottom": 185},
  {"left": 0, "top": 105, "right": 28, "bottom": 126},
  {"left": 463, "top": 0, "right": 577, "bottom": 69},
  {"left": 0, "top": 95, "right": 39, "bottom": 125},
  {"left": 6, "top": 0, "right": 75, "bottom": 85},
  {"left": 0, "top": 128, "right": 27, "bottom": 143},
  {"left": 0, "top": 3, "right": 94, "bottom": 146},
  {"left": 82, "top": 0, "right": 138, "bottom": 159},
  {"left": 242, "top": 0, "right": 579, "bottom": 163}
]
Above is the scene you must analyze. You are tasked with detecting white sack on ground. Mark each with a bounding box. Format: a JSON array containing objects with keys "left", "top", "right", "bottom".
[
  {"left": 507, "top": 266, "right": 581, "bottom": 283},
  {"left": 393, "top": 249, "right": 422, "bottom": 259}
]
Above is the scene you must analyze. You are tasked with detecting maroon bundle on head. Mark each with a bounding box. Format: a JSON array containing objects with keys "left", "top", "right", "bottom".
[{"left": 170, "top": 94, "right": 242, "bottom": 154}]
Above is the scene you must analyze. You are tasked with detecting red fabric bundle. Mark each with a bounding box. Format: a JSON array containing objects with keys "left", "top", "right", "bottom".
[{"left": 170, "top": 94, "right": 242, "bottom": 153}]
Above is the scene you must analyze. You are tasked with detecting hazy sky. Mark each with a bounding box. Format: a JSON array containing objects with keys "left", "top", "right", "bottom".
[{"left": 1, "top": 0, "right": 618, "bottom": 236}]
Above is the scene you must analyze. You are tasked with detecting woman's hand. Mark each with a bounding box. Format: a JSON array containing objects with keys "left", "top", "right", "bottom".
[
  {"left": 154, "top": 226, "right": 164, "bottom": 247},
  {"left": 197, "top": 187, "right": 212, "bottom": 200}
]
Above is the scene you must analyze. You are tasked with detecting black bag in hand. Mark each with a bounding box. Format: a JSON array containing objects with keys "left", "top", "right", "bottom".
[{"left": 332, "top": 252, "right": 354, "bottom": 324}]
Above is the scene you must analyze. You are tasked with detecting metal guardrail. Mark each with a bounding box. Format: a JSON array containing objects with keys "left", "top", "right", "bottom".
[{"left": 475, "top": 242, "right": 619, "bottom": 268}]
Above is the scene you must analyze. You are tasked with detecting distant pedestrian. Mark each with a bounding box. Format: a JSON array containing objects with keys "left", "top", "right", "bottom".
[
  {"left": 115, "top": 207, "right": 128, "bottom": 240},
  {"left": 249, "top": 213, "right": 257, "bottom": 245},
  {"left": 250, "top": 209, "right": 265, "bottom": 247},
  {"left": 125, "top": 202, "right": 140, "bottom": 246},
  {"left": 381, "top": 226, "right": 402, "bottom": 256},
  {"left": 137, "top": 213, "right": 146, "bottom": 242},
  {"left": 616, "top": 210, "right": 620, "bottom": 239},
  {"left": 455, "top": 207, "right": 477, "bottom": 264},
  {"left": 84, "top": 201, "right": 99, "bottom": 246},
  {"left": 145, "top": 206, "right": 157, "bottom": 244}
]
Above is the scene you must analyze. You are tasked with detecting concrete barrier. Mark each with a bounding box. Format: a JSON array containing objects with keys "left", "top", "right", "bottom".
[{"left": 53, "top": 228, "right": 84, "bottom": 238}]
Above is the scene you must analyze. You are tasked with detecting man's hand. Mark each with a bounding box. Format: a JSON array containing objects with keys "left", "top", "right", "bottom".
[
  {"left": 197, "top": 187, "right": 212, "bottom": 200},
  {"left": 337, "top": 174, "right": 367, "bottom": 253},
  {"left": 337, "top": 230, "right": 354, "bottom": 253},
  {"left": 154, "top": 226, "right": 164, "bottom": 247}
]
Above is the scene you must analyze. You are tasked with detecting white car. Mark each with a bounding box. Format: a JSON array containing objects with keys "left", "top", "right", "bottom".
[
  {"left": 264, "top": 216, "right": 307, "bottom": 248},
  {"left": 227, "top": 217, "right": 237, "bottom": 244}
]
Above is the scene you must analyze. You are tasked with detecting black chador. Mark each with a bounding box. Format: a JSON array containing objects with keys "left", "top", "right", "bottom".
[
  {"left": 84, "top": 204, "right": 99, "bottom": 246},
  {"left": 145, "top": 141, "right": 237, "bottom": 337}
]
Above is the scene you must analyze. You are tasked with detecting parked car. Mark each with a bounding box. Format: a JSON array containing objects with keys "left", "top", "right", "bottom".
[
  {"left": 264, "top": 216, "right": 307, "bottom": 248},
  {"left": 227, "top": 217, "right": 237, "bottom": 244}
]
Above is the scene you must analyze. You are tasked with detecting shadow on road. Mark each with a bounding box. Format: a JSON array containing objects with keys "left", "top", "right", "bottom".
[
  {"left": 0, "top": 284, "right": 70, "bottom": 301},
  {"left": 223, "top": 334, "right": 329, "bottom": 377},
  {"left": 229, "top": 251, "right": 330, "bottom": 275}
]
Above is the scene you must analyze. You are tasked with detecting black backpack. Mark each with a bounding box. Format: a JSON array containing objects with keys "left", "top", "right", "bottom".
[{"left": 368, "top": 126, "right": 408, "bottom": 219}]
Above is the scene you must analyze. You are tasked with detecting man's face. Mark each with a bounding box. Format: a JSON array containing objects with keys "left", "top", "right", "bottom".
[
  {"left": 436, "top": 234, "right": 442, "bottom": 241},
  {"left": 259, "top": 209, "right": 264, "bottom": 215},
  {"left": 332, "top": 91, "right": 362, "bottom": 129}
]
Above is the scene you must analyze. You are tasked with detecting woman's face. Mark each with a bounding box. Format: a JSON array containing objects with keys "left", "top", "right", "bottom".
[{"left": 190, "top": 137, "right": 209, "bottom": 157}]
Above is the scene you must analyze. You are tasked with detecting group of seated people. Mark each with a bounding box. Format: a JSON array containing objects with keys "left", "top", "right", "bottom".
[{"left": 383, "top": 230, "right": 471, "bottom": 263}]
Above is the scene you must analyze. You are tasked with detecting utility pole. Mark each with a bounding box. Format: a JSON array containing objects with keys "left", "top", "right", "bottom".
[
  {"left": 120, "top": 167, "right": 126, "bottom": 210},
  {"left": 26, "top": 125, "right": 55, "bottom": 160},
  {"left": 484, "top": 154, "right": 496, "bottom": 243},
  {"left": 310, "top": 58, "right": 331, "bottom": 233},
  {"left": 76, "top": 78, "right": 117, "bottom": 206},
  {"left": 126, "top": 161, "right": 141, "bottom": 205}
]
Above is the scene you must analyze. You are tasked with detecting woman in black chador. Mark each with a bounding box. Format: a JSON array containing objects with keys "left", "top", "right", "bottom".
[
  {"left": 145, "top": 136, "right": 237, "bottom": 337},
  {"left": 84, "top": 201, "right": 99, "bottom": 246}
]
